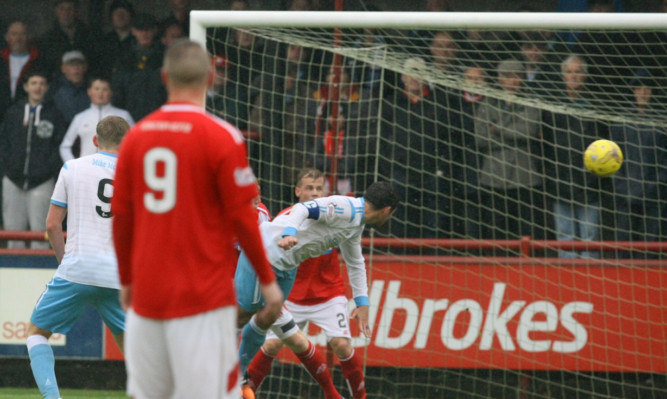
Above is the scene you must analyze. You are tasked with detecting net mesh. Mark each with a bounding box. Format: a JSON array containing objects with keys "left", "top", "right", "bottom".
[{"left": 204, "top": 14, "right": 666, "bottom": 399}]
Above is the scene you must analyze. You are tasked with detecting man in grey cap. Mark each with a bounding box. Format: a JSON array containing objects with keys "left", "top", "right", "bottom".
[
  {"left": 473, "top": 58, "right": 545, "bottom": 244},
  {"left": 52, "top": 50, "right": 90, "bottom": 125}
]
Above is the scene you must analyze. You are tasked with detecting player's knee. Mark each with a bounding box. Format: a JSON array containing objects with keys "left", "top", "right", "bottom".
[
  {"left": 237, "top": 307, "right": 254, "bottom": 329},
  {"left": 282, "top": 331, "right": 309, "bottom": 354},
  {"left": 26, "top": 322, "right": 52, "bottom": 339},
  {"left": 330, "top": 337, "right": 353, "bottom": 359},
  {"left": 262, "top": 338, "right": 284, "bottom": 357}
]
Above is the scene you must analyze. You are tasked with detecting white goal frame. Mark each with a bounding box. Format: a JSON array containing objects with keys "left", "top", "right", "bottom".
[{"left": 190, "top": 11, "right": 666, "bottom": 46}]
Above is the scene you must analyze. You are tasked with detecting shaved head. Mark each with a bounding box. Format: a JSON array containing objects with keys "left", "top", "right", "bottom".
[{"left": 163, "top": 39, "right": 211, "bottom": 88}]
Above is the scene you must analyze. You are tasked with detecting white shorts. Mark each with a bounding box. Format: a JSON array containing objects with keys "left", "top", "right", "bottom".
[
  {"left": 267, "top": 296, "right": 351, "bottom": 342},
  {"left": 125, "top": 306, "right": 240, "bottom": 399}
]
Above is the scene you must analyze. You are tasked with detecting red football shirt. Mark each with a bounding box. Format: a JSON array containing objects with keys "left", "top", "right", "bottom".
[
  {"left": 276, "top": 206, "right": 346, "bottom": 305},
  {"left": 112, "top": 103, "right": 274, "bottom": 319}
]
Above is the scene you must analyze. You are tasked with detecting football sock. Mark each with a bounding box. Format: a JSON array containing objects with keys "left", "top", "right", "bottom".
[
  {"left": 296, "top": 341, "right": 340, "bottom": 399},
  {"left": 239, "top": 317, "right": 268, "bottom": 375},
  {"left": 27, "top": 335, "right": 61, "bottom": 399},
  {"left": 340, "top": 349, "right": 367, "bottom": 399},
  {"left": 246, "top": 347, "right": 276, "bottom": 391}
]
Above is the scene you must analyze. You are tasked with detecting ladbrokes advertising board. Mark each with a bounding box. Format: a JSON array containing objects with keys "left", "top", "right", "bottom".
[{"left": 301, "top": 258, "right": 666, "bottom": 372}]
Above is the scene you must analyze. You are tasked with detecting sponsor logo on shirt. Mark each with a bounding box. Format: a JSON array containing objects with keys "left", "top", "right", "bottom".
[
  {"left": 234, "top": 166, "right": 256, "bottom": 187},
  {"left": 140, "top": 121, "right": 192, "bottom": 133}
]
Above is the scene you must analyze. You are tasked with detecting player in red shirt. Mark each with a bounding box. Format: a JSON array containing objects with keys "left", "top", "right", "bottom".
[
  {"left": 246, "top": 168, "right": 367, "bottom": 399},
  {"left": 112, "top": 39, "right": 282, "bottom": 399}
]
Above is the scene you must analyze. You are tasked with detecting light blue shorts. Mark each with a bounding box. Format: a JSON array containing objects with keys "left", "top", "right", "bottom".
[
  {"left": 234, "top": 251, "right": 297, "bottom": 313},
  {"left": 30, "top": 277, "right": 125, "bottom": 335}
]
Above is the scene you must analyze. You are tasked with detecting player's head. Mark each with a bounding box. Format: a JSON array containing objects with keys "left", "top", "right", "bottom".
[
  {"left": 294, "top": 168, "right": 325, "bottom": 202},
  {"left": 362, "top": 182, "right": 399, "bottom": 227},
  {"left": 162, "top": 39, "right": 212, "bottom": 90},
  {"left": 95, "top": 115, "right": 130, "bottom": 151}
]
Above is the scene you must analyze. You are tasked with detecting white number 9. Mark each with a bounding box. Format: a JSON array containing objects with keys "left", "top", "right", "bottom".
[{"left": 144, "top": 148, "right": 177, "bottom": 213}]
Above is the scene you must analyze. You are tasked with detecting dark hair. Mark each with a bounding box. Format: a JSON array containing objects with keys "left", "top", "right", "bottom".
[
  {"left": 23, "top": 69, "right": 50, "bottom": 84},
  {"left": 87, "top": 75, "right": 111, "bottom": 88},
  {"left": 364, "top": 182, "right": 399, "bottom": 211}
]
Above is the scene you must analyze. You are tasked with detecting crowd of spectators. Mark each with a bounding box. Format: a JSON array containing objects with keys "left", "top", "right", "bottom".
[{"left": 0, "top": 0, "right": 665, "bottom": 258}]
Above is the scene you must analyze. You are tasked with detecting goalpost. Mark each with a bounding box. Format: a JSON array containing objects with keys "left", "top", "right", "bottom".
[{"left": 192, "top": 10, "right": 666, "bottom": 399}]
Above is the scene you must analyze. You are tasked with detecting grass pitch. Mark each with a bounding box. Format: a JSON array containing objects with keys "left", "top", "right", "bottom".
[{"left": 0, "top": 388, "right": 127, "bottom": 398}]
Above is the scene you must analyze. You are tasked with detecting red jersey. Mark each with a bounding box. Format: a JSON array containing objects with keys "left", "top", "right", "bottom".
[
  {"left": 277, "top": 206, "right": 346, "bottom": 305},
  {"left": 112, "top": 103, "right": 273, "bottom": 319}
]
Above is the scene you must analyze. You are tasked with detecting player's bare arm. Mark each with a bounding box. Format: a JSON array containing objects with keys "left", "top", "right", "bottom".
[{"left": 45, "top": 204, "right": 67, "bottom": 264}]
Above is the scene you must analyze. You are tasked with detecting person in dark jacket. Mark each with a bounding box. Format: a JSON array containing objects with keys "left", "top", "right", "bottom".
[
  {"left": 0, "top": 70, "right": 66, "bottom": 249},
  {"left": 378, "top": 57, "right": 449, "bottom": 240},
  {"left": 111, "top": 13, "right": 166, "bottom": 122},
  {"left": 610, "top": 69, "right": 667, "bottom": 258},
  {"left": 542, "top": 54, "right": 608, "bottom": 258},
  {"left": 36, "top": 0, "right": 103, "bottom": 79}
]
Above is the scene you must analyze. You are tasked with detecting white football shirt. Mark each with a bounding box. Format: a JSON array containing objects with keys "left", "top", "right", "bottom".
[
  {"left": 51, "top": 152, "right": 120, "bottom": 289},
  {"left": 260, "top": 195, "right": 368, "bottom": 300}
]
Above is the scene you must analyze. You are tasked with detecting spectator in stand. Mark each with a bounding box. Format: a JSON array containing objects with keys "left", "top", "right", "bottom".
[
  {"left": 111, "top": 13, "right": 166, "bottom": 122},
  {"left": 436, "top": 65, "right": 486, "bottom": 239},
  {"left": 160, "top": 20, "right": 185, "bottom": 49},
  {"left": 573, "top": 0, "right": 631, "bottom": 104},
  {"left": 1, "top": 20, "right": 44, "bottom": 106},
  {"left": 543, "top": 54, "right": 608, "bottom": 258},
  {"left": 60, "top": 76, "right": 134, "bottom": 162},
  {"left": 206, "top": 55, "right": 248, "bottom": 130},
  {"left": 225, "top": 28, "right": 264, "bottom": 88},
  {"left": 311, "top": 66, "right": 378, "bottom": 196},
  {"left": 245, "top": 168, "right": 368, "bottom": 399},
  {"left": 429, "top": 31, "right": 464, "bottom": 77},
  {"left": 99, "top": 0, "right": 135, "bottom": 78},
  {"left": 518, "top": 30, "right": 559, "bottom": 98},
  {"left": 379, "top": 57, "right": 448, "bottom": 239},
  {"left": 52, "top": 50, "right": 90, "bottom": 125},
  {"left": 247, "top": 43, "right": 318, "bottom": 213},
  {"left": 37, "top": 0, "right": 102, "bottom": 79},
  {"left": 159, "top": 0, "right": 191, "bottom": 37},
  {"left": 473, "top": 59, "right": 545, "bottom": 242},
  {"left": 0, "top": 70, "right": 66, "bottom": 249},
  {"left": 610, "top": 69, "right": 666, "bottom": 258}
]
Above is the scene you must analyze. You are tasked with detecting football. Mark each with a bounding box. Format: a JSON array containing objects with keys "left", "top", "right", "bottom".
[{"left": 584, "top": 139, "right": 623, "bottom": 177}]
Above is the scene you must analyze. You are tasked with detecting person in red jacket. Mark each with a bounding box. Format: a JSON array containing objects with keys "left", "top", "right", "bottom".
[
  {"left": 246, "top": 168, "right": 367, "bottom": 399},
  {"left": 111, "top": 39, "right": 282, "bottom": 399}
]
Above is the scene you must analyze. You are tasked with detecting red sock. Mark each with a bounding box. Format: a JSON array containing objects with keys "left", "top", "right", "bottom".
[
  {"left": 296, "top": 341, "right": 340, "bottom": 399},
  {"left": 246, "top": 348, "right": 275, "bottom": 391},
  {"left": 340, "top": 349, "right": 366, "bottom": 399}
]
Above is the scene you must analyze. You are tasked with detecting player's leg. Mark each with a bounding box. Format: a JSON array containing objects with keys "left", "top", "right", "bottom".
[
  {"left": 93, "top": 287, "right": 126, "bottom": 353},
  {"left": 124, "top": 309, "right": 174, "bottom": 398},
  {"left": 236, "top": 256, "right": 296, "bottom": 375},
  {"left": 245, "top": 330, "right": 284, "bottom": 392},
  {"left": 167, "top": 306, "right": 240, "bottom": 399},
  {"left": 27, "top": 277, "right": 90, "bottom": 399},
  {"left": 272, "top": 312, "right": 342, "bottom": 399},
  {"left": 300, "top": 297, "right": 367, "bottom": 399}
]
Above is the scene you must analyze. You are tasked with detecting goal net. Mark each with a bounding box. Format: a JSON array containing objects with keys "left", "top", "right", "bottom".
[{"left": 194, "top": 11, "right": 666, "bottom": 399}]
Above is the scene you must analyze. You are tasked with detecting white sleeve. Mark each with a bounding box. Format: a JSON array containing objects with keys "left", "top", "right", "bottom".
[
  {"left": 50, "top": 164, "right": 70, "bottom": 207},
  {"left": 59, "top": 116, "right": 80, "bottom": 162},
  {"left": 339, "top": 229, "right": 369, "bottom": 302},
  {"left": 277, "top": 202, "right": 313, "bottom": 237}
]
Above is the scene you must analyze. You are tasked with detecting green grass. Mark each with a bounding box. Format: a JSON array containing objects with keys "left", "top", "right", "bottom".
[{"left": 0, "top": 388, "right": 127, "bottom": 398}]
